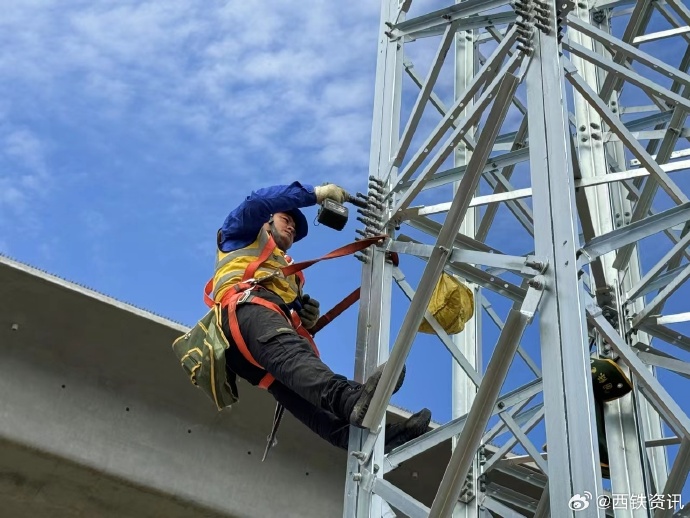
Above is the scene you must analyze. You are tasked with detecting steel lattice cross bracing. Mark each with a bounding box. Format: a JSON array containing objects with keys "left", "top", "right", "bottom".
[{"left": 346, "top": 0, "right": 690, "bottom": 517}]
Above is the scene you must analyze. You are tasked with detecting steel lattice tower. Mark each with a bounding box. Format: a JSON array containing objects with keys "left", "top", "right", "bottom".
[{"left": 344, "top": 1, "right": 690, "bottom": 517}]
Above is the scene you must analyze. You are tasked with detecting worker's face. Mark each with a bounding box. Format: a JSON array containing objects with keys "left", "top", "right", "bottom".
[{"left": 267, "top": 212, "right": 296, "bottom": 251}]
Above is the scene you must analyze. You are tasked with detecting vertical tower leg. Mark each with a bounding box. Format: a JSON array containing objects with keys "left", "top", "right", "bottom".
[
  {"left": 526, "top": 1, "right": 604, "bottom": 514},
  {"left": 453, "top": 8, "right": 482, "bottom": 518},
  {"left": 344, "top": 0, "right": 403, "bottom": 516}
]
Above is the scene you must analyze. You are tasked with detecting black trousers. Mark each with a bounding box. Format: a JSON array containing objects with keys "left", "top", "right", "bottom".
[{"left": 221, "top": 289, "right": 354, "bottom": 449}]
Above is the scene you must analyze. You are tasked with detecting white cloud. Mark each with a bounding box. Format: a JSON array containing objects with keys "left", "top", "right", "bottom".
[
  {"left": 0, "top": 1, "right": 380, "bottom": 168},
  {"left": 0, "top": 0, "right": 390, "bottom": 262}
]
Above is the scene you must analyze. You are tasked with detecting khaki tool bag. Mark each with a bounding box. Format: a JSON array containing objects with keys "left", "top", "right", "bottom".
[
  {"left": 172, "top": 304, "right": 238, "bottom": 410},
  {"left": 419, "top": 272, "right": 475, "bottom": 336}
]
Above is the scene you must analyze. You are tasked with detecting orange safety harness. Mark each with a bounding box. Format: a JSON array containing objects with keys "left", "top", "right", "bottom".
[{"left": 203, "top": 234, "right": 385, "bottom": 390}]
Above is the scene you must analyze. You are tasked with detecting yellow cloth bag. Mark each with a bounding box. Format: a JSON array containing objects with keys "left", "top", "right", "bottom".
[{"left": 418, "top": 273, "right": 475, "bottom": 335}]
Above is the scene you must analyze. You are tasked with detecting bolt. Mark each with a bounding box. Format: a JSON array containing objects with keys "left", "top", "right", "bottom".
[
  {"left": 581, "top": 136, "right": 589, "bottom": 142},
  {"left": 351, "top": 451, "right": 367, "bottom": 460},
  {"left": 528, "top": 277, "right": 545, "bottom": 290},
  {"left": 579, "top": 125, "right": 586, "bottom": 131},
  {"left": 535, "top": 22, "right": 551, "bottom": 33},
  {"left": 517, "top": 36, "right": 532, "bottom": 45},
  {"left": 358, "top": 209, "right": 378, "bottom": 218},
  {"left": 357, "top": 216, "right": 379, "bottom": 227},
  {"left": 526, "top": 260, "right": 547, "bottom": 272},
  {"left": 591, "top": 133, "right": 602, "bottom": 141},
  {"left": 497, "top": 401, "right": 505, "bottom": 409},
  {"left": 517, "top": 44, "right": 533, "bottom": 55},
  {"left": 352, "top": 473, "right": 363, "bottom": 482},
  {"left": 11, "top": 323, "right": 19, "bottom": 331}
]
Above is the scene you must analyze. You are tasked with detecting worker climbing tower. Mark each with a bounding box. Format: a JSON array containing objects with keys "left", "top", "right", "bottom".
[{"left": 346, "top": 0, "right": 690, "bottom": 516}]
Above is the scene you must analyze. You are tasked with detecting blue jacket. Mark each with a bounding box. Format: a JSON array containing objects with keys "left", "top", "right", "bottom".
[{"left": 218, "top": 182, "right": 317, "bottom": 252}]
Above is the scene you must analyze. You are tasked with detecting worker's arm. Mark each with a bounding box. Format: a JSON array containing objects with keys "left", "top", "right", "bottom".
[{"left": 218, "top": 182, "right": 317, "bottom": 252}]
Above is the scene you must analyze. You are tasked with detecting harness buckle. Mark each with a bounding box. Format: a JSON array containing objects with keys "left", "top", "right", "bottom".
[{"left": 237, "top": 289, "right": 254, "bottom": 305}]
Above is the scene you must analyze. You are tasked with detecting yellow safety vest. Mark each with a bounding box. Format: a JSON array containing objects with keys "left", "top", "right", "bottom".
[{"left": 212, "top": 229, "right": 302, "bottom": 305}]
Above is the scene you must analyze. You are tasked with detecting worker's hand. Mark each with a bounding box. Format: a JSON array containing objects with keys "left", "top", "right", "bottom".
[
  {"left": 299, "top": 294, "right": 320, "bottom": 330},
  {"left": 315, "top": 184, "right": 349, "bottom": 204}
]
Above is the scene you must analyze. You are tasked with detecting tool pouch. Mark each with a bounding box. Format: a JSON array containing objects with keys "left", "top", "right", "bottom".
[
  {"left": 418, "top": 272, "right": 475, "bottom": 335},
  {"left": 172, "top": 304, "right": 239, "bottom": 410}
]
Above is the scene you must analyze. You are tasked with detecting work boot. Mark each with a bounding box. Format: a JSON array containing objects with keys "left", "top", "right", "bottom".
[
  {"left": 384, "top": 408, "right": 432, "bottom": 454},
  {"left": 342, "top": 363, "right": 406, "bottom": 428}
]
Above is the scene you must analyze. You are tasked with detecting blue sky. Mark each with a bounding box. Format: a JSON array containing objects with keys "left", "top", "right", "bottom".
[
  {"left": 0, "top": 3, "right": 380, "bottom": 325},
  {"left": 3, "top": 0, "right": 690, "bottom": 506}
]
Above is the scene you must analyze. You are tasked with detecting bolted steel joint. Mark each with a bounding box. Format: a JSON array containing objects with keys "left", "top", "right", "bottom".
[{"left": 516, "top": 44, "right": 533, "bottom": 55}]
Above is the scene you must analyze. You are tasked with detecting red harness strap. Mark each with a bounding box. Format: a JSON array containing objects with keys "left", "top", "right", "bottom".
[
  {"left": 205, "top": 234, "right": 386, "bottom": 390},
  {"left": 243, "top": 235, "right": 279, "bottom": 281},
  {"left": 220, "top": 284, "right": 320, "bottom": 389},
  {"left": 223, "top": 287, "right": 281, "bottom": 389},
  {"left": 309, "top": 287, "right": 361, "bottom": 336}
]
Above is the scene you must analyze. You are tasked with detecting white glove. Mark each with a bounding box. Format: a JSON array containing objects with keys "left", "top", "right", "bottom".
[
  {"left": 299, "top": 294, "right": 320, "bottom": 330},
  {"left": 315, "top": 184, "right": 349, "bottom": 204}
]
